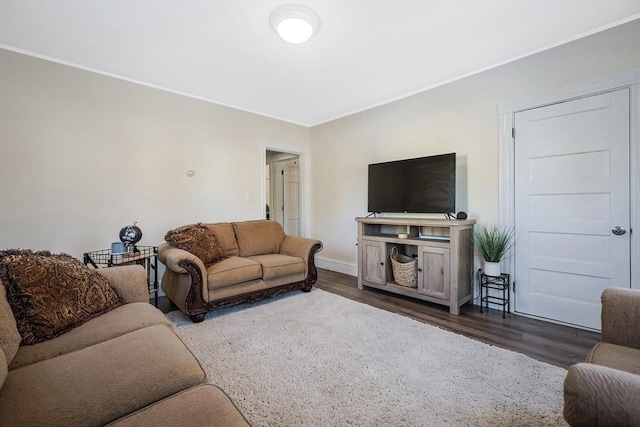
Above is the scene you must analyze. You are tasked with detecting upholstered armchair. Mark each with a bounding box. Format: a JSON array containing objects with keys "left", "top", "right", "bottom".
[{"left": 563, "top": 288, "right": 640, "bottom": 426}]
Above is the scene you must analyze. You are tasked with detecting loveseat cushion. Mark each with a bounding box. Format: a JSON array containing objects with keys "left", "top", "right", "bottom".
[
  {"left": 232, "top": 220, "right": 285, "bottom": 257},
  {"left": 9, "top": 302, "right": 171, "bottom": 369},
  {"left": 0, "top": 283, "right": 21, "bottom": 364},
  {"left": 247, "top": 254, "right": 306, "bottom": 280},
  {"left": 207, "top": 257, "right": 262, "bottom": 289},
  {"left": 207, "top": 223, "right": 240, "bottom": 257},
  {"left": 0, "top": 250, "right": 122, "bottom": 345},
  {"left": 106, "top": 384, "right": 250, "bottom": 427},
  {"left": 586, "top": 342, "right": 640, "bottom": 375},
  {"left": 0, "top": 325, "right": 205, "bottom": 427}
]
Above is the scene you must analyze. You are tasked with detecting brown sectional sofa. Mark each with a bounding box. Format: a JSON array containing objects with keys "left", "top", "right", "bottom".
[
  {"left": 0, "top": 264, "right": 249, "bottom": 426},
  {"left": 563, "top": 288, "right": 640, "bottom": 426},
  {"left": 159, "top": 220, "right": 323, "bottom": 322}
]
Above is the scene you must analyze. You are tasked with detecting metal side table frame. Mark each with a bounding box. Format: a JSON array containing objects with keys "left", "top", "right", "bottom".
[{"left": 480, "top": 272, "right": 510, "bottom": 318}]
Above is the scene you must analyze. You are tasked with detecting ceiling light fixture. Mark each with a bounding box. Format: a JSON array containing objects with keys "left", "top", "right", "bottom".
[{"left": 270, "top": 5, "right": 320, "bottom": 44}]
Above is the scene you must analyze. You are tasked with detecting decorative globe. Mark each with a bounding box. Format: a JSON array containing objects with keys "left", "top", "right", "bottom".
[{"left": 119, "top": 222, "right": 142, "bottom": 248}]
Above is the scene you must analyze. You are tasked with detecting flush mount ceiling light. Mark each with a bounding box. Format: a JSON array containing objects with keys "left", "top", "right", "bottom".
[{"left": 270, "top": 4, "right": 320, "bottom": 44}]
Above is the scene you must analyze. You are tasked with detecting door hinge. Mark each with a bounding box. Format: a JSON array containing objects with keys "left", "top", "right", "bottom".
[
  {"left": 281, "top": 170, "right": 284, "bottom": 175},
  {"left": 512, "top": 127, "right": 516, "bottom": 138},
  {"left": 512, "top": 281, "right": 516, "bottom": 293}
]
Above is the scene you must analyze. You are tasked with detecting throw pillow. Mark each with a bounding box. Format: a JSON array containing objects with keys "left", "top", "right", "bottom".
[
  {"left": 165, "top": 223, "right": 226, "bottom": 265},
  {"left": 0, "top": 283, "right": 21, "bottom": 363},
  {"left": 0, "top": 250, "right": 122, "bottom": 345}
]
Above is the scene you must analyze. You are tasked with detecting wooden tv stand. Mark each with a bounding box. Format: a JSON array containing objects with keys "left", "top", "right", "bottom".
[{"left": 356, "top": 217, "right": 475, "bottom": 315}]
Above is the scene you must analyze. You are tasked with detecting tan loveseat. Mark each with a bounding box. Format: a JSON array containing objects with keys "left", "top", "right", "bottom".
[
  {"left": 0, "top": 264, "right": 249, "bottom": 426},
  {"left": 159, "top": 220, "right": 323, "bottom": 322},
  {"left": 563, "top": 288, "right": 640, "bottom": 426}
]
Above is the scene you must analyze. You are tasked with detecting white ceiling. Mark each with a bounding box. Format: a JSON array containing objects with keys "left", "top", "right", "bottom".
[{"left": 1, "top": 1, "right": 638, "bottom": 126}]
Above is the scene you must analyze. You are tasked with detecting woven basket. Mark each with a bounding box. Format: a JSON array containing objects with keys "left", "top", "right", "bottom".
[{"left": 390, "top": 247, "right": 417, "bottom": 288}]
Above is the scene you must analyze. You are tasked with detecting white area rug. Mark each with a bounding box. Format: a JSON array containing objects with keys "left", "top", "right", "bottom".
[{"left": 168, "top": 289, "right": 567, "bottom": 426}]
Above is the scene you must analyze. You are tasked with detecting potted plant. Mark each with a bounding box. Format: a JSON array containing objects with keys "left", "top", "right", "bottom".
[{"left": 474, "top": 224, "right": 514, "bottom": 277}]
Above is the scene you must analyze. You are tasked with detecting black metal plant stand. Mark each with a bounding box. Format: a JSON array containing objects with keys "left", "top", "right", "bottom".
[{"left": 480, "top": 272, "right": 510, "bottom": 318}]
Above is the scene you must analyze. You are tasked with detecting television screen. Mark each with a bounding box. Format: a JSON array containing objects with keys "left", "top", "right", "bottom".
[{"left": 368, "top": 153, "right": 456, "bottom": 214}]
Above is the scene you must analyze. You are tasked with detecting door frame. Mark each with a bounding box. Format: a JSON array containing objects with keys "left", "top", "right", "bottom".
[
  {"left": 262, "top": 146, "right": 309, "bottom": 237},
  {"left": 498, "top": 69, "right": 640, "bottom": 321}
]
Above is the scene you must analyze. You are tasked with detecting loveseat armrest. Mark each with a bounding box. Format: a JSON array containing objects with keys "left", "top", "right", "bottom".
[
  {"left": 280, "top": 236, "right": 323, "bottom": 265},
  {"left": 280, "top": 236, "right": 323, "bottom": 281},
  {"left": 563, "top": 363, "right": 640, "bottom": 426},
  {"left": 96, "top": 265, "right": 148, "bottom": 304},
  {"left": 158, "top": 243, "right": 208, "bottom": 322},
  {"left": 601, "top": 288, "right": 640, "bottom": 349}
]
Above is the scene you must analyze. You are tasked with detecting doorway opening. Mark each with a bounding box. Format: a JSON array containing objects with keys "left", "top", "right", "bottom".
[{"left": 265, "top": 150, "right": 301, "bottom": 237}]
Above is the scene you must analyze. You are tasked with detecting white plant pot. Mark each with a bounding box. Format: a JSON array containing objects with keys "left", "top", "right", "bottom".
[{"left": 484, "top": 261, "right": 502, "bottom": 277}]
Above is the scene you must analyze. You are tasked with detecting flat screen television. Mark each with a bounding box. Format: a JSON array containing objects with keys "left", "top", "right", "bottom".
[{"left": 368, "top": 153, "right": 456, "bottom": 214}]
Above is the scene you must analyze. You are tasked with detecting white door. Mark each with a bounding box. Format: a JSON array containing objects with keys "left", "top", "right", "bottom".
[
  {"left": 284, "top": 159, "right": 300, "bottom": 236},
  {"left": 273, "top": 158, "right": 300, "bottom": 237},
  {"left": 514, "top": 89, "right": 631, "bottom": 330}
]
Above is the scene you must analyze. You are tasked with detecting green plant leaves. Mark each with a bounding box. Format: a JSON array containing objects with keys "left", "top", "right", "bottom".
[{"left": 474, "top": 224, "right": 514, "bottom": 263}]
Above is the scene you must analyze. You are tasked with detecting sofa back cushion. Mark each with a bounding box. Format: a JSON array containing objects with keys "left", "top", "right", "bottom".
[
  {"left": 0, "top": 282, "right": 21, "bottom": 364},
  {"left": 206, "top": 223, "right": 240, "bottom": 257},
  {"left": 232, "top": 220, "right": 285, "bottom": 257}
]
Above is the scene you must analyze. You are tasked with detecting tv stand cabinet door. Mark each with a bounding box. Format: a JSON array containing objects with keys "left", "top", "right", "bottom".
[
  {"left": 418, "top": 246, "right": 450, "bottom": 301},
  {"left": 361, "top": 240, "right": 387, "bottom": 286}
]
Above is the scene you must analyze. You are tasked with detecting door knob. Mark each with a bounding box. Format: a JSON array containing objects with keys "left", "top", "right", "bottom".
[{"left": 612, "top": 226, "right": 626, "bottom": 236}]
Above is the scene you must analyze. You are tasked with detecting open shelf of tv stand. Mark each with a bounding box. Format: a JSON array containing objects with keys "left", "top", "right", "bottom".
[{"left": 356, "top": 217, "right": 475, "bottom": 315}]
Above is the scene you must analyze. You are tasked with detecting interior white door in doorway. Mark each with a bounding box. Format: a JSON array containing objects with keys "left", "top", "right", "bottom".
[
  {"left": 514, "top": 89, "right": 631, "bottom": 330},
  {"left": 273, "top": 158, "right": 301, "bottom": 237}
]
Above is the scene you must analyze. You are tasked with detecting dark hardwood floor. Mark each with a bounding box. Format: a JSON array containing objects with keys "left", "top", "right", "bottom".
[
  {"left": 315, "top": 269, "right": 600, "bottom": 369},
  {"left": 156, "top": 268, "right": 601, "bottom": 369}
]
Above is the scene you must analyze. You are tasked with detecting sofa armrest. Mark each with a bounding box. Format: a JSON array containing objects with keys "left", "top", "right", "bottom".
[
  {"left": 96, "top": 265, "right": 148, "bottom": 304},
  {"left": 158, "top": 243, "right": 208, "bottom": 321},
  {"left": 601, "top": 288, "right": 640, "bottom": 349},
  {"left": 564, "top": 363, "right": 640, "bottom": 426}
]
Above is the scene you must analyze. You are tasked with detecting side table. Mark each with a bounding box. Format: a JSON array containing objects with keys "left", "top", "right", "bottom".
[
  {"left": 83, "top": 246, "right": 159, "bottom": 307},
  {"left": 480, "top": 272, "right": 510, "bottom": 318}
]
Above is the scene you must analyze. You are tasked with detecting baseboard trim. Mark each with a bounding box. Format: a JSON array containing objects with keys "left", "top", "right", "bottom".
[{"left": 316, "top": 256, "right": 357, "bottom": 277}]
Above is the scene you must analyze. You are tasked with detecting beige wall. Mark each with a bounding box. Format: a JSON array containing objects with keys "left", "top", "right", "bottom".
[
  {"left": 310, "top": 20, "right": 640, "bottom": 273},
  {"left": 1, "top": 21, "right": 639, "bottom": 278},
  {"left": 0, "top": 49, "right": 309, "bottom": 258}
]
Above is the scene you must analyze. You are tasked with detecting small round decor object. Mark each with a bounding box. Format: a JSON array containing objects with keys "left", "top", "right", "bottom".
[
  {"left": 397, "top": 233, "right": 408, "bottom": 239},
  {"left": 111, "top": 242, "right": 127, "bottom": 255},
  {"left": 119, "top": 222, "right": 142, "bottom": 248},
  {"left": 456, "top": 211, "right": 468, "bottom": 220}
]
